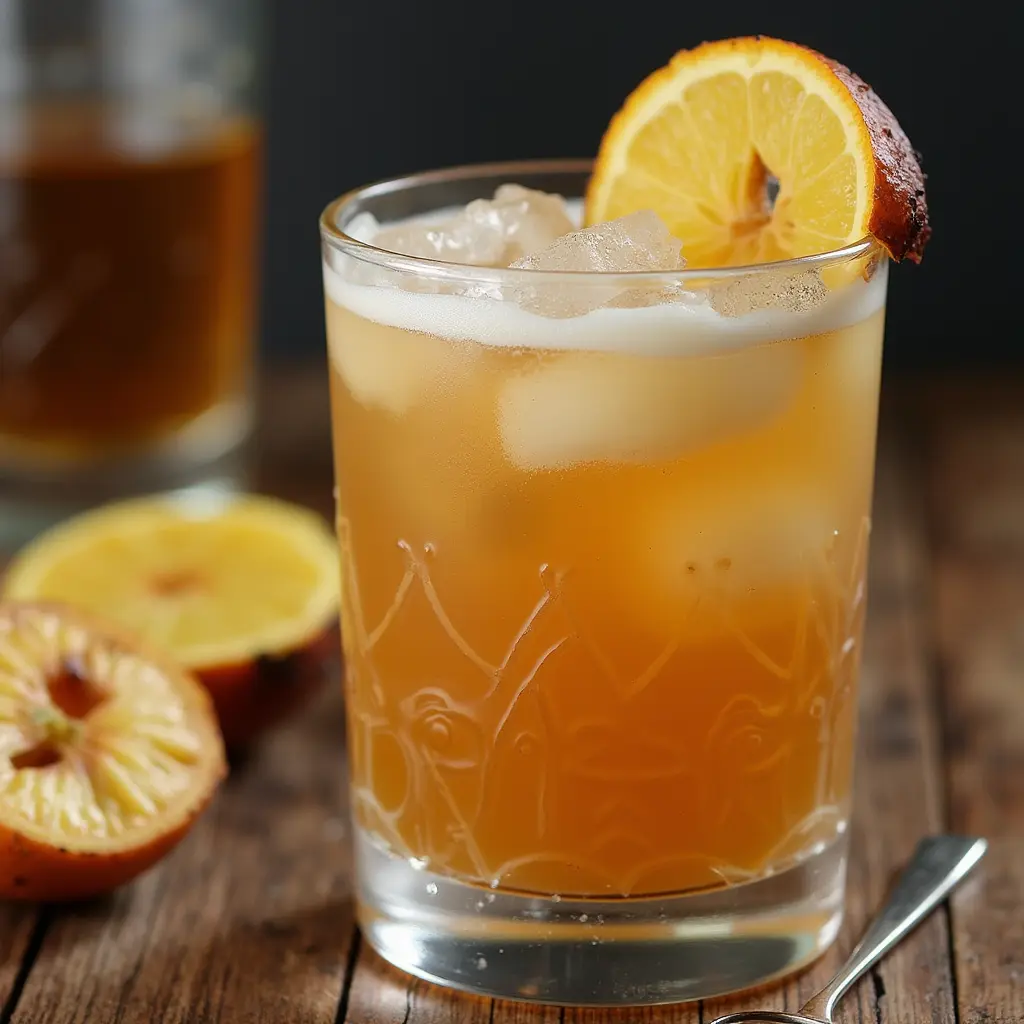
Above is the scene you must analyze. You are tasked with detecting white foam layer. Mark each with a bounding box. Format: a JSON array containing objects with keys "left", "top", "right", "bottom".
[
  {"left": 324, "top": 258, "right": 886, "bottom": 357},
  {"left": 326, "top": 198, "right": 885, "bottom": 355}
]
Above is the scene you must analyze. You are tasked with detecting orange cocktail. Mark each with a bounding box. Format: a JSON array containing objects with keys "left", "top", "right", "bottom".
[
  {"left": 328, "top": 285, "right": 882, "bottom": 899},
  {"left": 321, "top": 34, "right": 929, "bottom": 1006}
]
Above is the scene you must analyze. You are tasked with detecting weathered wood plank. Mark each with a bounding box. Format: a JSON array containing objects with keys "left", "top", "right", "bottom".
[
  {"left": 702, "top": 425, "right": 955, "bottom": 1023},
  {"left": 7, "top": 688, "right": 355, "bottom": 1024},
  {"left": 566, "top": 1005, "right": 697, "bottom": 1024},
  {"left": 0, "top": 907, "right": 41, "bottom": 1017},
  {"left": 855, "top": 430, "right": 955, "bottom": 1024},
  {"left": 344, "top": 945, "right": 493, "bottom": 1024},
  {"left": 927, "top": 396, "right": 1024, "bottom": 1024},
  {"left": 946, "top": 841, "right": 1023, "bottom": 1024},
  {"left": 926, "top": 398, "right": 1024, "bottom": 559},
  {"left": 494, "top": 997, "right": 561, "bottom": 1024},
  {"left": 933, "top": 561, "right": 1024, "bottom": 838}
]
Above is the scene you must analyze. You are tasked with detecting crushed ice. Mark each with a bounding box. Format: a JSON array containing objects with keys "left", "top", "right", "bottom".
[
  {"left": 370, "top": 184, "right": 574, "bottom": 266},
  {"left": 509, "top": 209, "right": 687, "bottom": 317}
]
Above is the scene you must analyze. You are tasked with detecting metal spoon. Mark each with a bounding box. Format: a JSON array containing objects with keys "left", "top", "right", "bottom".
[{"left": 709, "top": 834, "right": 987, "bottom": 1024}]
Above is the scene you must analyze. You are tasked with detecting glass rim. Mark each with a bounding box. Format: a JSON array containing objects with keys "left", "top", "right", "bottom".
[{"left": 319, "top": 158, "right": 883, "bottom": 283}]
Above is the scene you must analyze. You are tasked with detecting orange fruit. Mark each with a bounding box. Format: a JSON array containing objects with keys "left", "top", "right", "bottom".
[
  {"left": 0, "top": 601, "right": 225, "bottom": 901},
  {"left": 2, "top": 494, "right": 340, "bottom": 748},
  {"left": 586, "top": 36, "right": 929, "bottom": 266}
]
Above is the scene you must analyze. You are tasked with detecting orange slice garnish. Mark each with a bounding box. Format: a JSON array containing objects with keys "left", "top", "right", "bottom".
[
  {"left": 585, "top": 36, "right": 929, "bottom": 267},
  {"left": 0, "top": 601, "right": 225, "bottom": 900},
  {"left": 3, "top": 495, "right": 340, "bottom": 747}
]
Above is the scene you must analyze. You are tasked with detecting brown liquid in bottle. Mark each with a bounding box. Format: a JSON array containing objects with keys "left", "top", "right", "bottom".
[{"left": 0, "top": 107, "right": 261, "bottom": 463}]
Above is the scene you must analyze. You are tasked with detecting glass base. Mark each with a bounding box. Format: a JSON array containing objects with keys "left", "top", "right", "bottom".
[
  {"left": 356, "top": 828, "right": 847, "bottom": 1006},
  {"left": 0, "top": 396, "right": 252, "bottom": 556}
]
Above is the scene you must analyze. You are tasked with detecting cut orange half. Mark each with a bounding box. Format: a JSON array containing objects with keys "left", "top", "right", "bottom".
[
  {"left": 3, "top": 494, "right": 340, "bottom": 747},
  {"left": 0, "top": 601, "right": 225, "bottom": 901},
  {"left": 586, "top": 36, "right": 929, "bottom": 267}
]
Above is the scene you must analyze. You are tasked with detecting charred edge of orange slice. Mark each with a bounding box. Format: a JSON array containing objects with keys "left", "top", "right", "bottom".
[{"left": 810, "top": 47, "right": 930, "bottom": 263}]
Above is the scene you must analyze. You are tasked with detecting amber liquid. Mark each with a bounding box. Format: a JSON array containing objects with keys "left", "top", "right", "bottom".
[
  {"left": 0, "top": 109, "right": 260, "bottom": 463},
  {"left": 327, "top": 284, "right": 884, "bottom": 899}
]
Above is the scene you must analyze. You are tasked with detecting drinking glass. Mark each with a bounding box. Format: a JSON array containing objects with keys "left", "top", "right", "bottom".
[
  {"left": 0, "top": 0, "right": 263, "bottom": 549},
  {"left": 321, "top": 161, "right": 886, "bottom": 1005}
]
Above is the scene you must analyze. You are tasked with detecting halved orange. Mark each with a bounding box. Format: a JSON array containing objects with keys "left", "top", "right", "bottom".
[
  {"left": 2, "top": 494, "right": 340, "bottom": 747},
  {"left": 586, "top": 36, "right": 929, "bottom": 267},
  {"left": 0, "top": 601, "right": 225, "bottom": 901}
]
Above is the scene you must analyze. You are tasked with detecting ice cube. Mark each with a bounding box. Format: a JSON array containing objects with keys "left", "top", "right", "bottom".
[
  {"left": 326, "top": 299, "right": 476, "bottom": 416},
  {"left": 372, "top": 185, "right": 574, "bottom": 267},
  {"left": 513, "top": 210, "right": 685, "bottom": 273},
  {"left": 489, "top": 185, "right": 578, "bottom": 262},
  {"left": 344, "top": 211, "right": 381, "bottom": 243},
  {"left": 648, "top": 486, "right": 837, "bottom": 591},
  {"left": 626, "top": 481, "right": 841, "bottom": 644},
  {"left": 499, "top": 339, "right": 801, "bottom": 471},
  {"left": 510, "top": 211, "right": 686, "bottom": 318}
]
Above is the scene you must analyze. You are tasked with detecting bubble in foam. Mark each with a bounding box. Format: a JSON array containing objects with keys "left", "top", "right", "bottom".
[{"left": 709, "top": 267, "right": 828, "bottom": 318}]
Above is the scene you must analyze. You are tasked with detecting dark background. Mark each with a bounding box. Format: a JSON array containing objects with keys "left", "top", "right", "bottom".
[{"left": 259, "top": 0, "right": 1014, "bottom": 371}]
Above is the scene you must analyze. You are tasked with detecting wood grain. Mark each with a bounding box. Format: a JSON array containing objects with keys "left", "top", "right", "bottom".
[
  {"left": 947, "top": 841, "right": 1024, "bottom": 1024},
  {"left": 5, "top": 688, "right": 355, "bottom": 1024},
  {"left": 855, "top": 429, "right": 956, "bottom": 1024},
  {"left": 344, "top": 945, "right": 493, "bottom": 1024},
  {"left": 494, "top": 998, "right": 561, "bottom": 1024},
  {"left": 928, "top": 400, "right": 1024, "bottom": 1024},
  {"left": 0, "top": 907, "right": 41, "bottom": 1018},
  {"left": 566, "top": 1006, "right": 697, "bottom": 1024}
]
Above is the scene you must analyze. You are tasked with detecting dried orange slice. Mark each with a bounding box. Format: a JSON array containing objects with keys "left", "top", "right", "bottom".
[
  {"left": 0, "top": 602, "right": 225, "bottom": 901},
  {"left": 586, "top": 36, "right": 929, "bottom": 266},
  {"left": 2, "top": 494, "right": 340, "bottom": 747}
]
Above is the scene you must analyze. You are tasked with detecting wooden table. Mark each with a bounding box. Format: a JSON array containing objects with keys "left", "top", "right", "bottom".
[{"left": 1, "top": 369, "right": 1021, "bottom": 1024}]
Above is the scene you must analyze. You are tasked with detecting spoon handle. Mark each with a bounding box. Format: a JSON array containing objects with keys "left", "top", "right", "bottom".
[{"left": 800, "top": 835, "right": 987, "bottom": 1022}]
